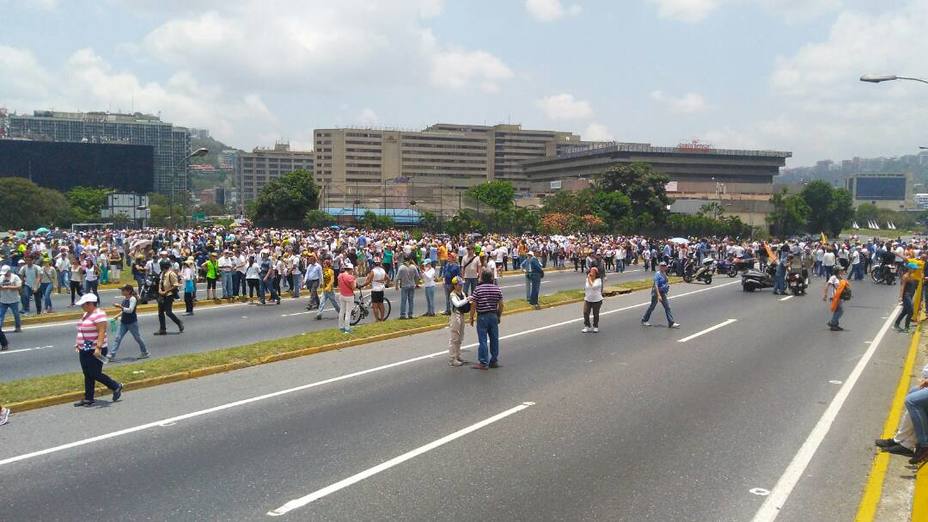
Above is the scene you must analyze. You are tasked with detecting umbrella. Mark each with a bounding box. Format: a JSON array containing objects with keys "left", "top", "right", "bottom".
[
  {"left": 669, "top": 237, "right": 689, "bottom": 245},
  {"left": 35, "top": 227, "right": 50, "bottom": 235},
  {"left": 15, "top": 231, "right": 26, "bottom": 239}
]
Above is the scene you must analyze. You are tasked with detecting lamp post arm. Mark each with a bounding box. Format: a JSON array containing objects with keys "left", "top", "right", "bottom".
[{"left": 896, "top": 76, "right": 928, "bottom": 85}]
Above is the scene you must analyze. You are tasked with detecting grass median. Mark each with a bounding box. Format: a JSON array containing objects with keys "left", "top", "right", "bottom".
[{"left": 1, "top": 275, "right": 675, "bottom": 410}]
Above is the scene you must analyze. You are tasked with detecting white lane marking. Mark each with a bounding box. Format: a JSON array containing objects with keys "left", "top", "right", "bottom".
[
  {"left": 281, "top": 312, "right": 313, "bottom": 317},
  {"left": 499, "top": 281, "right": 548, "bottom": 290},
  {"left": 750, "top": 488, "right": 771, "bottom": 496},
  {"left": 0, "top": 280, "right": 737, "bottom": 468},
  {"left": 828, "top": 380, "right": 842, "bottom": 385},
  {"left": 266, "top": 402, "right": 535, "bottom": 516},
  {"left": 0, "top": 345, "right": 54, "bottom": 355},
  {"left": 779, "top": 295, "right": 793, "bottom": 302},
  {"left": 750, "top": 305, "right": 900, "bottom": 522},
  {"left": 677, "top": 319, "right": 737, "bottom": 343}
]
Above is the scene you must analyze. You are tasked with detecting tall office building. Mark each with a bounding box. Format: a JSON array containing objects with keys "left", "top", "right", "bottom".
[
  {"left": 314, "top": 123, "right": 599, "bottom": 211},
  {"left": 237, "top": 142, "right": 314, "bottom": 203},
  {"left": 7, "top": 110, "right": 190, "bottom": 194}
]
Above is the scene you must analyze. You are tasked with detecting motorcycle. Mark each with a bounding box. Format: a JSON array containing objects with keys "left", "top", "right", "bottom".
[
  {"left": 741, "top": 264, "right": 776, "bottom": 292},
  {"left": 138, "top": 273, "right": 160, "bottom": 305},
  {"left": 787, "top": 268, "right": 809, "bottom": 295},
  {"left": 870, "top": 263, "right": 898, "bottom": 285},
  {"left": 684, "top": 257, "right": 715, "bottom": 285},
  {"left": 717, "top": 257, "right": 738, "bottom": 278}
]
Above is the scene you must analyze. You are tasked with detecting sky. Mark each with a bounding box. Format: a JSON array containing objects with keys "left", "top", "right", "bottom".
[{"left": 1, "top": 0, "right": 926, "bottom": 167}]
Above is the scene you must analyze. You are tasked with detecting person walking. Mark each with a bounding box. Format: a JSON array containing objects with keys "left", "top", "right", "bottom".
[
  {"left": 154, "top": 260, "right": 184, "bottom": 335},
  {"left": 824, "top": 266, "right": 850, "bottom": 331},
  {"left": 895, "top": 263, "right": 918, "bottom": 333},
  {"left": 72, "top": 293, "right": 123, "bottom": 407},
  {"left": 582, "top": 267, "right": 604, "bottom": 333},
  {"left": 641, "top": 261, "right": 680, "bottom": 328},
  {"left": 337, "top": 262, "right": 357, "bottom": 333},
  {"left": 304, "top": 254, "right": 321, "bottom": 310},
  {"left": 39, "top": 259, "right": 56, "bottom": 314},
  {"left": 181, "top": 258, "right": 196, "bottom": 315},
  {"left": 395, "top": 256, "right": 419, "bottom": 319},
  {"left": 522, "top": 251, "right": 544, "bottom": 309},
  {"left": 245, "top": 255, "right": 260, "bottom": 301},
  {"left": 0, "top": 403, "right": 8, "bottom": 425},
  {"left": 69, "top": 256, "right": 84, "bottom": 306},
  {"left": 18, "top": 256, "right": 39, "bottom": 315},
  {"left": 316, "top": 259, "right": 340, "bottom": 321},
  {"left": 447, "top": 276, "right": 470, "bottom": 366},
  {"left": 422, "top": 259, "right": 437, "bottom": 316},
  {"left": 108, "top": 285, "right": 149, "bottom": 361},
  {"left": 469, "top": 270, "right": 504, "bottom": 370},
  {"left": 0, "top": 265, "right": 23, "bottom": 333}
]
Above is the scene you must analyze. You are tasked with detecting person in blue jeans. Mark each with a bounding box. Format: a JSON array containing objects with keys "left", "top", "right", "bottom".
[
  {"left": 521, "top": 252, "right": 544, "bottom": 309},
  {"left": 469, "top": 270, "right": 504, "bottom": 370},
  {"left": 0, "top": 266, "right": 23, "bottom": 332},
  {"left": 108, "top": 285, "right": 149, "bottom": 361},
  {"left": 903, "top": 380, "right": 928, "bottom": 465},
  {"left": 641, "top": 262, "right": 680, "bottom": 328}
]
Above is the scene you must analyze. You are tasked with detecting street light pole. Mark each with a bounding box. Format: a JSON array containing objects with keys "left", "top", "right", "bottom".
[
  {"left": 170, "top": 147, "right": 208, "bottom": 228},
  {"left": 860, "top": 74, "right": 928, "bottom": 85}
]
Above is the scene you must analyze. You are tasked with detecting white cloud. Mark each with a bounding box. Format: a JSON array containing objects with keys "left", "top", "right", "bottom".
[
  {"left": 0, "top": 46, "right": 51, "bottom": 101},
  {"left": 357, "top": 108, "right": 379, "bottom": 127},
  {"left": 584, "top": 122, "right": 614, "bottom": 141},
  {"left": 650, "top": 90, "right": 709, "bottom": 114},
  {"left": 648, "top": 0, "right": 720, "bottom": 22},
  {"left": 647, "top": 0, "right": 840, "bottom": 23},
  {"left": 537, "top": 93, "right": 593, "bottom": 120},
  {"left": 525, "top": 0, "right": 582, "bottom": 22},
  {"left": 143, "top": 1, "right": 510, "bottom": 94}
]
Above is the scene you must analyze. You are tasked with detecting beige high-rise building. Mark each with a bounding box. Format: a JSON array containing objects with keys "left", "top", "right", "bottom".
[
  {"left": 315, "top": 123, "right": 597, "bottom": 213},
  {"left": 237, "top": 142, "right": 314, "bottom": 203}
]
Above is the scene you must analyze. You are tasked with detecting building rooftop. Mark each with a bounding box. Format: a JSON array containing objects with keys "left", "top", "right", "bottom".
[{"left": 525, "top": 141, "right": 792, "bottom": 165}]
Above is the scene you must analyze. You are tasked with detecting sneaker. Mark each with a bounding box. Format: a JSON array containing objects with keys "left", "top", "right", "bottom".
[
  {"left": 315, "top": 315, "right": 322, "bottom": 320},
  {"left": 344, "top": 328, "right": 352, "bottom": 334},
  {"left": 830, "top": 325, "right": 843, "bottom": 331},
  {"left": 153, "top": 331, "right": 167, "bottom": 336},
  {"left": 669, "top": 323, "right": 681, "bottom": 329},
  {"left": 112, "top": 384, "right": 123, "bottom": 402},
  {"left": 581, "top": 327, "right": 590, "bottom": 333},
  {"left": 0, "top": 407, "right": 9, "bottom": 426},
  {"left": 489, "top": 362, "right": 502, "bottom": 369},
  {"left": 73, "top": 399, "right": 95, "bottom": 407},
  {"left": 875, "top": 438, "right": 897, "bottom": 448},
  {"left": 884, "top": 443, "right": 916, "bottom": 458},
  {"left": 0, "top": 344, "right": 7, "bottom": 351},
  {"left": 178, "top": 323, "right": 184, "bottom": 333},
  {"left": 105, "top": 354, "right": 115, "bottom": 362},
  {"left": 138, "top": 352, "right": 150, "bottom": 359},
  {"left": 641, "top": 321, "right": 651, "bottom": 327},
  {"left": 592, "top": 327, "right": 599, "bottom": 333},
  {"left": 471, "top": 363, "right": 489, "bottom": 370},
  {"left": 450, "top": 359, "right": 464, "bottom": 367},
  {"left": 910, "top": 445, "right": 928, "bottom": 465},
  {"left": 14, "top": 327, "right": 21, "bottom": 333}
]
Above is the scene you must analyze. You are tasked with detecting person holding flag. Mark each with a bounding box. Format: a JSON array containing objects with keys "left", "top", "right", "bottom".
[{"left": 824, "top": 266, "right": 850, "bottom": 331}]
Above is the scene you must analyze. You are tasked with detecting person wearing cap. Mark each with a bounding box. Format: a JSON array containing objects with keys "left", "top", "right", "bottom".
[
  {"left": 154, "top": 259, "right": 184, "bottom": 335},
  {"left": 460, "top": 246, "right": 481, "bottom": 296},
  {"left": 0, "top": 265, "right": 23, "bottom": 333},
  {"left": 895, "top": 262, "right": 919, "bottom": 333},
  {"left": 218, "top": 250, "right": 234, "bottom": 301},
  {"left": 337, "top": 261, "right": 357, "bottom": 333},
  {"left": 303, "top": 254, "right": 322, "bottom": 311},
  {"left": 521, "top": 251, "right": 544, "bottom": 310},
  {"left": 181, "top": 258, "right": 197, "bottom": 315},
  {"left": 315, "top": 258, "right": 340, "bottom": 321},
  {"left": 447, "top": 276, "right": 470, "bottom": 366},
  {"left": 641, "top": 261, "right": 680, "bottom": 328},
  {"left": 204, "top": 252, "right": 219, "bottom": 301},
  {"left": 359, "top": 258, "right": 390, "bottom": 321},
  {"left": 395, "top": 256, "right": 420, "bottom": 320},
  {"left": 421, "top": 259, "right": 437, "bottom": 316},
  {"left": 73, "top": 293, "right": 123, "bottom": 407},
  {"left": 109, "top": 285, "right": 148, "bottom": 361},
  {"left": 824, "top": 265, "right": 849, "bottom": 331},
  {"left": 441, "top": 253, "right": 461, "bottom": 315}
]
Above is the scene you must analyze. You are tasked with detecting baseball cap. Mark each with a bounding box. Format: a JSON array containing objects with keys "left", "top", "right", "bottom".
[
  {"left": 75, "top": 293, "right": 98, "bottom": 306},
  {"left": 658, "top": 261, "right": 668, "bottom": 267},
  {"left": 451, "top": 276, "right": 463, "bottom": 285},
  {"left": 0, "top": 265, "right": 9, "bottom": 275}
]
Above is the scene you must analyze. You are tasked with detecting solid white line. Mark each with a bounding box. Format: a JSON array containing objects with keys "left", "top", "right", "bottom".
[
  {"left": 266, "top": 402, "right": 535, "bottom": 516},
  {"left": 677, "top": 319, "right": 737, "bottom": 343},
  {"left": 779, "top": 295, "right": 794, "bottom": 302},
  {"left": 750, "top": 305, "right": 900, "bottom": 522},
  {"left": 0, "top": 345, "right": 54, "bottom": 355},
  {"left": 0, "top": 279, "right": 737, "bottom": 468},
  {"left": 281, "top": 311, "right": 313, "bottom": 317}
]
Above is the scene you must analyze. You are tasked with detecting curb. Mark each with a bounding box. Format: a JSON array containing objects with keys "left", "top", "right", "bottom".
[
  {"left": 853, "top": 322, "right": 922, "bottom": 521},
  {"left": 4, "top": 280, "right": 648, "bottom": 413}
]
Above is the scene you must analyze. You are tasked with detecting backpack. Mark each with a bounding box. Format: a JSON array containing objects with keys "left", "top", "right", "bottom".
[{"left": 840, "top": 286, "right": 852, "bottom": 301}]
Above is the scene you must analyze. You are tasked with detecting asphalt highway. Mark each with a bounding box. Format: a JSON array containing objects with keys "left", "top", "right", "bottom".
[
  {"left": 0, "top": 272, "right": 908, "bottom": 521},
  {"left": 0, "top": 267, "right": 649, "bottom": 382}
]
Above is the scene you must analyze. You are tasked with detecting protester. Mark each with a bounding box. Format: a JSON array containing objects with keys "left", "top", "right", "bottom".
[
  {"left": 522, "top": 251, "right": 545, "bottom": 309},
  {"left": 895, "top": 263, "right": 918, "bottom": 333},
  {"left": 304, "top": 254, "right": 321, "bottom": 310},
  {"left": 109, "top": 285, "right": 148, "bottom": 361},
  {"left": 395, "top": 256, "right": 419, "bottom": 319},
  {"left": 316, "top": 258, "right": 340, "bottom": 321},
  {"left": 441, "top": 253, "right": 461, "bottom": 315},
  {"left": 19, "top": 255, "right": 39, "bottom": 314},
  {"left": 72, "top": 293, "right": 123, "bottom": 407},
  {"left": 0, "top": 265, "right": 23, "bottom": 333},
  {"left": 0, "top": 404, "right": 8, "bottom": 426},
  {"left": 360, "top": 258, "right": 389, "bottom": 321},
  {"left": 422, "top": 259, "right": 437, "bottom": 317},
  {"left": 337, "top": 261, "right": 357, "bottom": 333},
  {"left": 641, "top": 261, "right": 680, "bottom": 328},
  {"left": 181, "top": 258, "right": 197, "bottom": 315},
  {"left": 154, "top": 260, "right": 184, "bottom": 335},
  {"left": 582, "top": 266, "right": 604, "bottom": 333},
  {"left": 824, "top": 266, "right": 850, "bottom": 331},
  {"left": 469, "top": 269, "right": 504, "bottom": 370},
  {"left": 204, "top": 252, "right": 219, "bottom": 301},
  {"left": 39, "top": 258, "right": 56, "bottom": 314},
  {"left": 448, "top": 276, "right": 470, "bottom": 366}
]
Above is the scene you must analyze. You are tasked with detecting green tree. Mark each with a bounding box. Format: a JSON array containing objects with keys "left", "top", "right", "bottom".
[
  {"left": 800, "top": 181, "right": 854, "bottom": 236},
  {"left": 466, "top": 180, "right": 515, "bottom": 210},
  {"left": 541, "top": 189, "right": 598, "bottom": 216},
  {"left": 359, "top": 210, "right": 394, "bottom": 229},
  {"left": 595, "top": 162, "right": 672, "bottom": 223},
  {"left": 768, "top": 189, "right": 810, "bottom": 237},
  {"left": 304, "top": 209, "right": 336, "bottom": 228},
  {"left": 0, "top": 178, "right": 74, "bottom": 229},
  {"left": 418, "top": 210, "right": 440, "bottom": 232},
  {"left": 66, "top": 186, "right": 111, "bottom": 222},
  {"left": 252, "top": 169, "right": 319, "bottom": 227},
  {"left": 698, "top": 202, "right": 725, "bottom": 220},
  {"left": 593, "top": 190, "right": 632, "bottom": 229},
  {"left": 197, "top": 202, "right": 228, "bottom": 216}
]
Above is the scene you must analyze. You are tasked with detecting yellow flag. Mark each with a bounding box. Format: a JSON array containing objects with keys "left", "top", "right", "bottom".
[
  {"left": 820, "top": 232, "right": 828, "bottom": 245},
  {"left": 764, "top": 242, "right": 776, "bottom": 261}
]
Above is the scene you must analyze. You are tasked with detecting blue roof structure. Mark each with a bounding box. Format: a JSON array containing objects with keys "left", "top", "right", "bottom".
[{"left": 323, "top": 207, "right": 421, "bottom": 225}]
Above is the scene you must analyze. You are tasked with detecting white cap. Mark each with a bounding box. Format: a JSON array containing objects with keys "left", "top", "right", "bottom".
[
  {"left": 75, "top": 293, "right": 98, "bottom": 306},
  {"left": 343, "top": 261, "right": 354, "bottom": 269},
  {"left": 0, "top": 265, "right": 9, "bottom": 275}
]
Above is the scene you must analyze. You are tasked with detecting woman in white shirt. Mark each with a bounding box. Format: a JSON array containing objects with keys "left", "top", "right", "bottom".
[
  {"left": 181, "top": 259, "right": 197, "bottom": 315},
  {"left": 422, "top": 260, "right": 437, "bottom": 316},
  {"left": 582, "top": 266, "right": 604, "bottom": 333}
]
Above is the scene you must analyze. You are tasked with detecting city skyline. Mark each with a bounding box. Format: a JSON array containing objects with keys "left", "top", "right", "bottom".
[{"left": 2, "top": 0, "right": 926, "bottom": 167}]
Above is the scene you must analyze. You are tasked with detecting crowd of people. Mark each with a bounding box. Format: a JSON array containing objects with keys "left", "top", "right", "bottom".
[{"left": 0, "top": 225, "right": 923, "bottom": 424}]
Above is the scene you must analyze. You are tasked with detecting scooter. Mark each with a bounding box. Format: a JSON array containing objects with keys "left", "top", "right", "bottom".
[
  {"left": 717, "top": 257, "right": 738, "bottom": 278},
  {"left": 787, "top": 268, "right": 808, "bottom": 295},
  {"left": 741, "top": 264, "right": 776, "bottom": 292},
  {"left": 138, "top": 274, "right": 159, "bottom": 305},
  {"left": 684, "top": 257, "right": 715, "bottom": 285}
]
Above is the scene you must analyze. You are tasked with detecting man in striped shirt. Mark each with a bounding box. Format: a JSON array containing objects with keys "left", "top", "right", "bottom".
[{"left": 469, "top": 270, "right": 504, "bottom": 370}]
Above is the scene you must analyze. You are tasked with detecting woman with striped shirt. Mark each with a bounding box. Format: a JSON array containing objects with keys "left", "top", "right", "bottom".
[{"left": 73, "top": 293, "right": 123, "bottom": 407}]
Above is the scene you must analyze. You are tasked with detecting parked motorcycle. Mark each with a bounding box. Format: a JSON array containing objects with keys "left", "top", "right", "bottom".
[
  {"left": 870, "top": 263, "right": 898, "bottom": 285},
  {"left": 787, "top": 268, "right": 809, "bottom": 295},
  {"left": 741, "top": 264, "right": 776, "bottom": 292},
  {"left": 138, "top": 273, "right": 160, "bottom": 305},
  {"left": 684, "top": 257, "right": 715, "bottom": 285}
]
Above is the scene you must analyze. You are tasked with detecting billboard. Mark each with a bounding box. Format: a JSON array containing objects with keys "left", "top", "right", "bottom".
[
  {"left": 0, "top": 140, "right": 154, "bottom": 192},
  {"left": 854, "top": 176, "right": 906, "bottom": 200}
]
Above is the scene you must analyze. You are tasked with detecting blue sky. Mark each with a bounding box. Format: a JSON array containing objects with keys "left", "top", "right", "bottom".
[{"left": 2, "top": 0, "right": 926, "bottom": 166}]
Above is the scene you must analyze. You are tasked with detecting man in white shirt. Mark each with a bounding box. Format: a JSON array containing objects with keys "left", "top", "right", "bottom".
[
  {"left": 822, "top": 248, "right": 837, "bottom": 279},
  {"left": 218, "top": 251, "right": 234, "bottom": 300}
]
